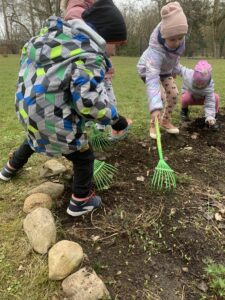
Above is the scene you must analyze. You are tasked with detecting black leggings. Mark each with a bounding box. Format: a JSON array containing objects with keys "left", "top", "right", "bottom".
[{"left": 9, "top": 139, "right": 94, "bottom": 198}]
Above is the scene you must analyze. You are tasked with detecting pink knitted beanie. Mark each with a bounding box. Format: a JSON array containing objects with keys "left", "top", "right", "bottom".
[
  {"left": 160, "top": 1, "right": 188, "bottom": 39},
  {"left": 193, "top": 60, "right": 212, "bottom": 88}
]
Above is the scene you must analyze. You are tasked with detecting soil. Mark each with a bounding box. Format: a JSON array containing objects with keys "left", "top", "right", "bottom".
[{"left": 55, "top": 110, "right": 225, "bottom": 300}]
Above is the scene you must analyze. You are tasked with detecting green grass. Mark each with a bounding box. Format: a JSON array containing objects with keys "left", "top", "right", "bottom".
[
  {"left": 204, "top": 259, "right": 225, "bottom": 298},
  {"left": 0, "top": 55, "right": 225, "bottom": 299}
]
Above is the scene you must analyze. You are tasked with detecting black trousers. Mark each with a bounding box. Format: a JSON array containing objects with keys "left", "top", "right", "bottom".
[{"left": 9, "top": 140, "right": 94, "bottom": 198}]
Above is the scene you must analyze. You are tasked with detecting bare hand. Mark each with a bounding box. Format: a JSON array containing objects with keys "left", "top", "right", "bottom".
[
  {"left": 207, "top": 119, "right": 216, "bottom": 126},
  {"left": 150, "top": 110, "right": 161, "bottom": 127}
]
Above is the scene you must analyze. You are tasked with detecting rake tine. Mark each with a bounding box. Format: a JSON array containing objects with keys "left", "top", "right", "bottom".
[{"left": 93, "top": 160, "right": 117, "bottom": 190}]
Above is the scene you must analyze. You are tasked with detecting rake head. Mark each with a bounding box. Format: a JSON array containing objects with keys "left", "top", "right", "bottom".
[
  {"left": 94, "top": 160, "right": 118, "bottom": 191},
  {"left": 89, "top": 124, "right": 112, "bottom": 152},
  {"left": 151, "top": 159, "right": 176, "bottom": 191}
]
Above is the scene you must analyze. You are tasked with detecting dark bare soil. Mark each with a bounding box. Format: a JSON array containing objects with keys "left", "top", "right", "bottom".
[{"left": 55, "top": 111, "right": 225, "bottom": 300}]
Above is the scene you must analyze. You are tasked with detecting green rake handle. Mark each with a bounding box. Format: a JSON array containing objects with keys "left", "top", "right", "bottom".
[{"left": 155, "top": 117, "right": 163, "bottom": 160}]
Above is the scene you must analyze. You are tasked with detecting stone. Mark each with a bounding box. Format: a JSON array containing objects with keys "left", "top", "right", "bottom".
[
  {"left": 40, "top": 159, "right": 67, "bottom": 178},
  {"left": 28, "top": 182, "right": 64, "bottom": 200},
  {"left": 23, "top": 208, "right": 56, "bottom": 254},
  {"left": 49, "top": 240, "right": 84, "bottom": 280},
  {"left": 62, "top": 267, "right": 111, "bottom": 300},
  {"left": 23, "top": 193, "right": 53, "bottom": 213}
]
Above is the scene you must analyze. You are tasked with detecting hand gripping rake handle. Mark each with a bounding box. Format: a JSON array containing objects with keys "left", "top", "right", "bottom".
[{"left": 155, "top": 116, "right": 163, "bottom": 160}]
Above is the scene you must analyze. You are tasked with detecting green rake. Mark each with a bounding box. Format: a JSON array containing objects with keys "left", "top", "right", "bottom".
[
  {"left": 93, "top": 159, "right": 118, "bottom": 191},
  {"left": 89, "top": 124, "right": 112, "bottom": 152},
  {"left": 151, "top": 117, "right": 176, "bottom": 190}
]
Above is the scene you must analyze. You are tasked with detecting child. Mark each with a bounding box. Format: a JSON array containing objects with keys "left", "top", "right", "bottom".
[
  {"left": 137, "top": 1, "right": 188, "bottom": 139},
  {"left": 0, "top": 0, "right": 130, "bottom": 217},
  {"left": 180, "top": 60, "right": 219, "bottom": 130},
  {"left": 61, "top": 0, "right": 119, "bottom": 134}
]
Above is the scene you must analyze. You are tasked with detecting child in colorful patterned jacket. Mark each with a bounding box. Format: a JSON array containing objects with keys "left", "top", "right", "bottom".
[
  {"left": 61, "top": 0, "right": 122, "bottom": 136},
  {"left": 180, "top": 60, "right": 219, "bottom": 130},
  {"left": 0, "top": 0, "right": 130, "bottom": 217},
  {"left": 137, "top": 1, "right": 188, "bottom": 139}
]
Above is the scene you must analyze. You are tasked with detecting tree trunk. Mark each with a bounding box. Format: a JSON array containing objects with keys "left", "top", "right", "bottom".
[
  {"left": 28, "top": 0, "right": 36, "bottom": 36},
  {"left": 1, "top": 0, "right": 10, "bottom": 39}
]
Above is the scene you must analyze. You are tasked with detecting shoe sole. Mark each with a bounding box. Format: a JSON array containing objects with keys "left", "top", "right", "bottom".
[
  {"left": 66, "top": 207, "right": 95, "bottom": 217},
  {"left": 161, "top": 127, "right": 179, "bottom": 134},
  {"left": 0, "top": 173, "right": 11, "bottom": 181},
  {"left": 149, "top": 133, "right": 156, "bottom": 139},
  {"left": 66, "top": 206, "right": 100, "bottom": 217}
]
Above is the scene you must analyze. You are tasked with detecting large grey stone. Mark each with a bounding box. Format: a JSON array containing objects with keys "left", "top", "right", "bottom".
[
  {"left": 62, "top": 267, "right": 111, "bottom": 300},
  {"left": 40, "top": 159, "right": 67, "bottom": 178},
  {"left": 28, "top": 182, "right": 64, "bottom": 200},
  {"left": 23, "top": 208, "right": 56, "bottom": 254}
]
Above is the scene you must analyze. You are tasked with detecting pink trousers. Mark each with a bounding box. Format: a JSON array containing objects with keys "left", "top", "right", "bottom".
[{"left": 181, "top": 92, "right": 219, "bottom": 113}]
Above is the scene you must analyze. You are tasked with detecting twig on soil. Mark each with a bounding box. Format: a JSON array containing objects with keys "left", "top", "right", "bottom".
[
  {"left": 90, "top": 210, "right": 122, "bottom": 234},
  {"left": 195, "top": 192, "right": 220, "bottom": 201},
  {"left": 212, "top": 224, "right": 223, "bottom": 236},
  {"left": 181, "top": 285, "right": 185, "bottom": 300},
  {"left": 210, "top": 145, "right": 225, "bottom": 157},
  {"left": 98, "top": 232, "right": 119, "bottom": 242},
  {"left": 133, "top": 202, "right": 164, "bottom": 230}
]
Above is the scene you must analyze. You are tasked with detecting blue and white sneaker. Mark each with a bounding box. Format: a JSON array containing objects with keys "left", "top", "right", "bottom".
[
  {"left": 67, "top": 194, "right": 102, "bottom": 217},
  {"left": 0, "top": 163, "right": 17, "bottom": 181}
]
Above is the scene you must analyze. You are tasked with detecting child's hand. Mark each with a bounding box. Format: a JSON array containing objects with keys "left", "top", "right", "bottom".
[
  {"left": 151, "top": 110, "right": 161, "bottom": 122},
  {"left": 206, "top": 117, "right": 219, "bottom": 131},
  {"left": 205, "top": 116, "right": 216, "bottom": 126},
  {"left": 149, "top": 110, "right": 161, "bottom": 139},
  {"left": 110, "top": 118, "right": 132, "bottom": 141}
]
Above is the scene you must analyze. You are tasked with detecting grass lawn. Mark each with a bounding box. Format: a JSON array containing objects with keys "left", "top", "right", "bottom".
[{"left": 0, "top": 55, "right": 224, "bottom": 299}]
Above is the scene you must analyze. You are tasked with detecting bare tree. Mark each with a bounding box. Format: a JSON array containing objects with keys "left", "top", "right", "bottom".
[
  {"left": 212, "top": 0, "right": 225, "bottom": 57},
  {"left": 1, "top": 0, "right": 10, "bottom": 39}
]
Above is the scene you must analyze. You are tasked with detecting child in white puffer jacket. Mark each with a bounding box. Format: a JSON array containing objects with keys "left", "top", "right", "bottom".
[{"left": 137, "top": 1, "right": 188, "bottom": 139}]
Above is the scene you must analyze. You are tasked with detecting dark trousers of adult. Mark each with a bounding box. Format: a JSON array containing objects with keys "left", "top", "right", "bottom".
[{"left": 9, "top": 140, "right": 94, "bottom": 198}]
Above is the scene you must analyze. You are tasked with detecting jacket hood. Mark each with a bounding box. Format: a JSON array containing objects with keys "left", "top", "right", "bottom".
[{"left": 25, "top": 16, "right": 106, "bottom": 66}]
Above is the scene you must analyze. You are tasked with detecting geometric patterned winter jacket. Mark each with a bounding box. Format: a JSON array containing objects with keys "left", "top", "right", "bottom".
[{"left": 15, "top": 17, "right": 118, "bottom": 156}]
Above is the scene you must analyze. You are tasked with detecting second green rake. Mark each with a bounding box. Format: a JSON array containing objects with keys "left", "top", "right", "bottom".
[
  {"left": 151, "top": 117, "right": 176, "bottom": 190},
  {"left": 94, "top": 159, "right": 118, "bottom": 191},
  {"left": 89, "top": 124, "right": 112, "bottom": 152}
]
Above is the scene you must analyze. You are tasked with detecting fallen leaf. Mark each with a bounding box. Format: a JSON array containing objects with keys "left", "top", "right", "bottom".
[
  {"left": 182, "top": 267, "right": 189, "bottom": 273},
  {"left": 170, "top": 208, "right": 177, "bottom": 216},
  {"left": 215, "top": 213, "right": 223, "bottom": 221},
  {"left": 137, "top": 176, "right": 145, "bottom": 182},
  {"left": 191, "top": 133, "right": 199, "bottom": 140},
  {"left": 91, "top": 235, "right": 100, "bottom": 242},
  {"left": 197, "top": 281, "right": 208, "bottom": 292},
  {"left": 204, "top": 212, "right": 214, "bottom": 221}
]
